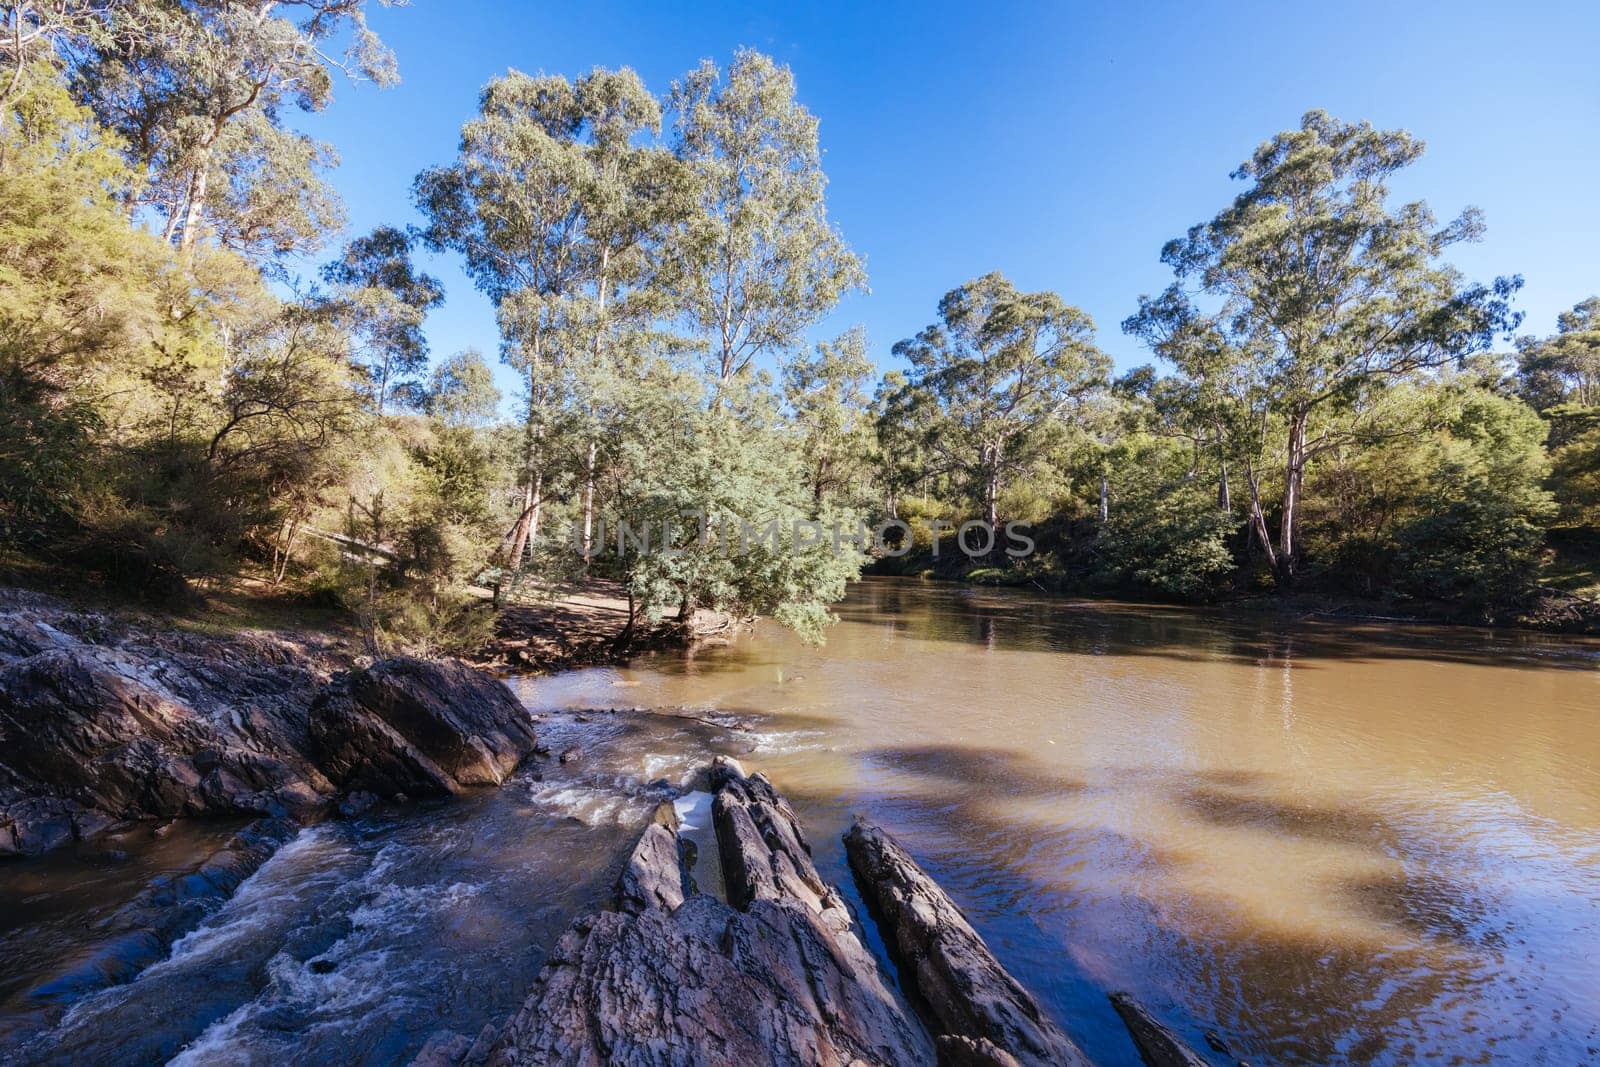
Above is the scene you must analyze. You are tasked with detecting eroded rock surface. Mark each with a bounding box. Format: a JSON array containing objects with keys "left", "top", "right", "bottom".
[
  {"left": 844, "top": 818, "right": 1092, "bottom": 1067},
  {"left": 308, "top": 657, "right": 539, "bottom": 797},
  {"left": 0, "top": 591, "right": 538, "bottom": 856},
  {"left": 486, "top": 759, "right": 935, "bottom": 1067},
  {"left": 0, "top": 593, "right": 340, "bottom": 856}
]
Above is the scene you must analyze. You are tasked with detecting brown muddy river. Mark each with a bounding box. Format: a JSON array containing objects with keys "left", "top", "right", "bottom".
[
  {"left": 4, "top": 577, "right": 1599, "bottom": 1064},
  {"left": 534, "top": 577, "right": 1600, "bottom": 1065}
]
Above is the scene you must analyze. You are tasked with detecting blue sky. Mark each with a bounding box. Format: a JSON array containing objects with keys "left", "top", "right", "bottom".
[{"left": 296, "top": 1, "right": 1599, "bottom": 398}]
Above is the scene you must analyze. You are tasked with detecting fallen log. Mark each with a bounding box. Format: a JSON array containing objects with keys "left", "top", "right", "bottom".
[{"left": 843, "top": 817, "right": 1093, "bottom": 1067}]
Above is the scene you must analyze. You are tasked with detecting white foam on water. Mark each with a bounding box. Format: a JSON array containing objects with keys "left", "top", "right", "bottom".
[
  {"left": 672, "top": 790, "right": 714, "bottom": 831},
  {"left": 153, "top": 825, "right": 345, "bottom": 972},
  {"left": 748, "top": 728, "right": 823, "bottom": 755},
  {"left": 167, "top": 838, "right": 489, "bottom": 1064}
]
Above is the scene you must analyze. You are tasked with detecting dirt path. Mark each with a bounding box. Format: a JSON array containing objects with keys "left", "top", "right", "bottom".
[{"left": 479, "top": 578, "right": 635, "bottom": 670}]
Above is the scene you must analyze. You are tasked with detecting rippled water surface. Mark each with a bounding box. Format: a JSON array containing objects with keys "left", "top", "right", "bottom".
[{"left": 4, "top": 577, "right": 1599, "bottom": 1064}]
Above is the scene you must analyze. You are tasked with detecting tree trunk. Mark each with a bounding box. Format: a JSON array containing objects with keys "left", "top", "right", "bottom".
[
  {"left": 1278, "top": 411, "right": 1308, "bottom": 580},
  {"left": 1244, "top": 463, "right": 1279, "bottom": 570},
  {"left": 1099, "top": 475, "right": 1110, "bottom": 525},
  {"left": 613, "top": 588, "right": 637, "bottom": 652},
  {"left": 984, "top": 447, "right": 1001, "bottom": 531},
  {"left": 580, "top": 439, "right": 598, "bottom": 567},
  {"left": 177, "top": 151, "right": 212, "bottom": 252},
  {"left": 270, "top": 516, "right": 302, "bottom": 586},
  {"left": 1217, "top": 437, "right": 1232, "bottom": 512},
  {"left": 506, "top": 471, "right": 544, "bottom": 571}
]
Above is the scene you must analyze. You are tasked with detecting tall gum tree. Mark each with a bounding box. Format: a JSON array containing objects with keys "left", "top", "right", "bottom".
[
  {"left": 667, "top": 49, "right": 864, "bottom": 392},
  {"left": 892, "top": 272, "right": 1109, "bottom": 532},
  {"left": 418, "top": 66, "right": 689, "bottom": 572},
  {"left": 68, "top": 0, "right": 400, "bottom": 261},
  {"left": 563, "top": 67, "right": 688, "bottom": 564},
  {"left": 1127, "top": 110, "right": 1521, "bottom": 580},
  {"left": 415, "top": 70, "right": 589, "bottom": 571},
  {"left": 320, "top": 225, "right": 443, "bottom": 415}
]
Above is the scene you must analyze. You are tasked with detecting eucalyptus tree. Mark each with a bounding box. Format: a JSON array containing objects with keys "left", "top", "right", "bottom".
[
  {"left": 69, "top": 0, "right": 398, "bottom": 258},
  {"left": 415, "top": 70, "right": 589, "bottom": 570},
  {"left": 427, "top": 349, "right": 501, "bottom": 428},
  {"left": 416, "top": 66, "right": 688, "bottom": 570},
  {"left": 784, "top": 326, "right": 876, "bottom": 509},
  {"left": 321, "top": 225, "right": 443, "bottom": 415},
  {"left": 1123, "top": 289, "right": 1279, "bottom": 560},
  {"left": 1516, "top": 296, "right": 1600, "bottom": 412},
  {"left": 562, "top": 67, "right": 688, "bottom": 562},
  {"left": 1129, "top": 110, "right": 1520, "bottom": 579},
  {"left": 892, "top": 272, "right": 1109, "bottom": 531},
  {"left": 599, "top": 363, "right": 861, "bottom": 644},
  {"left": 668, "top": 49, "right": 864, "bottom": 390},
  {"left": 871, "top": 369, "right": 923, "bottom": 520}
]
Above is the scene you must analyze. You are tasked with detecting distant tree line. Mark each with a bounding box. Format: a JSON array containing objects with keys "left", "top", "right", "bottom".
[{"left": 2, "top": 2, "right": 1595, "bottom": 647}]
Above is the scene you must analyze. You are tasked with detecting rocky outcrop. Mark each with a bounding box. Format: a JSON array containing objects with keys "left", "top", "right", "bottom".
[
  {"left": 486, "top": 759, "right": 935, "bottom": 1067},
  {"left": 0, "top": 595, "right": 341, "bottom": 856},
  {"left": 844, "top": 818, "right": 1092, "bottom": 1067},
  {"left": 19, "top": 818, "right": 298, "bottom": 1007},
  {"left": 308, "top": 657, "right": 539, "bottom": 797},
  {"left": 0, "top": 591, "right": 538, "bottom": 856}
]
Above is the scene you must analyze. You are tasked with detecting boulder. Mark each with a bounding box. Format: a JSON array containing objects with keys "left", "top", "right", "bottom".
[
  {"left": 308, "top": 657, "right": 538, "bottom": 798},
  {"left": 0, "top": 600, "right": 338, "bottom": 856},
  {"left": 844, "top": 818, "right": 1092, "bottom": 1067},
  {"left": 486, "top": 765, "right": 934, "bottom": 1067}
]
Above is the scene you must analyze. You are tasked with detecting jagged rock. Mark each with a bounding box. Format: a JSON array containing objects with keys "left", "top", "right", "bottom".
[
  {"left": 0, "top": 592, "right": 544, "bottom": 856},
  {"left": 1109, "top": 992, "right": 1214, "bottom": 1067},
  {"left": 0, "top": 598, "right": 339, "bottom": 856},
  {"left": 412, "top": 1031, "right": 474, "bottom": 1067},
  {"left": 936, "top": 1034, "right": 1026, "bottom": 1066},
  {"left": 486, "top": 765, "right": 934, "bottom": 1067},
  {"left": 844, "top": 818, "right": 1092, "bottom": 1067},
  {"left": 617, "top": 803, "right": 688, "bottom": 914},
  {"left": 308, "top": 657, "right": 538, "bottom": 798}
]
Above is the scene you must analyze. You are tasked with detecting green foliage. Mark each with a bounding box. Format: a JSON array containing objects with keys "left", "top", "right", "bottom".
[
  {"left": 1097, "top": 436, "right": 1237, "bottom": 600},
  {"left": 1516, "top": 297, "right": 1600, "bottom": 411},
  {"left": 4, "top": 21, "right": 1594, "bottom": 640},
  {"left": 321, "top": 226, "right": 444, "bottom": 413},
  {"left": 890, "top": 272, "right": 1110, "bottom": 530},
  {"left": 1126, "top": 110, "right": 1521, "bottom": 579},
  {"left": 1549, "top": 414, "right": 1600, "bottom": 528},
  {"left": 69, "top": 0, "right": 395, "bottom": 258},
  {"left": 669, "top": 49, "right": 865, "bottom": 385}
]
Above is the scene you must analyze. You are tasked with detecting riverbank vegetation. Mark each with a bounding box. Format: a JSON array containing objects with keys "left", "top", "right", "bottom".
[{"left": 3, "top": 2, "right": 1597, "bottom": 648}]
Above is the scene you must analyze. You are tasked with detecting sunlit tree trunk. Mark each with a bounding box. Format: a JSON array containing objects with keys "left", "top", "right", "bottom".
[{"left": 1279, "top": 410, "right": 1308, "bottom": 579}]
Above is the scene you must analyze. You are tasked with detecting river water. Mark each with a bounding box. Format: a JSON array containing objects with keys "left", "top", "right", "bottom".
[{"left": 3, "top": 577, "right": 1599, "bottom": 1064}]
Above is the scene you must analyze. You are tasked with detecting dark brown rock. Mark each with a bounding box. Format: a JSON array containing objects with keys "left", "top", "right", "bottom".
[
  {"left": 0, "top": 599, "right": 339, "bottom": 855},
  {"left": 307, "top": 657, "right": 538, "bottom": 798},
  {"left": 0, "top": 592, "right": 542, "bottom": 856},
  {"left": 486, "top": 765, "right": 934, "bottom": 1067},
  {"left": 844, "top": 818, "right": 1092, "bottom": 1067},
  {"left": 1109, "top": 992, "right": 1214, "bottom": 1067}
]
